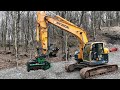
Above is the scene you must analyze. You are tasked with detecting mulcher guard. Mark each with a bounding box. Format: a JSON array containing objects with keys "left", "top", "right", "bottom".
[{"left": 26, "top": 55, "right": 51, "bottom": 72}]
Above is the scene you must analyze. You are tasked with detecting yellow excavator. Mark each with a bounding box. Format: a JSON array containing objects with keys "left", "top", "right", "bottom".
[{"left": 27, "top": 11, "right": 118, "bottom": 79}]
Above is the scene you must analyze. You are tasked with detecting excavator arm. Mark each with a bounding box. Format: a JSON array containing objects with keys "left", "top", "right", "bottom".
[
  {"left": 37, "top": 11, "right": 88, "bottom": 60},
  {"left": 36, "top": 11, "right": 48, "bottom": 55}
]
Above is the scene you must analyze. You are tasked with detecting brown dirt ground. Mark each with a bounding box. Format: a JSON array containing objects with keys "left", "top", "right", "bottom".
[
  {"left": 0, "top": 47, "right": 65, "bottom": 70},
  {"left": 0, "top": 50, "right": 28, "bottom": 70}
]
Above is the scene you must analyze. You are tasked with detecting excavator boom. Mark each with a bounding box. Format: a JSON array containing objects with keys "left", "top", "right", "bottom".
[
  {"left": 37, "top": 11, "right": 88, "bottom": 60},
  {"left": 36, "top": 11, "right": 48, "bottom": 55}
]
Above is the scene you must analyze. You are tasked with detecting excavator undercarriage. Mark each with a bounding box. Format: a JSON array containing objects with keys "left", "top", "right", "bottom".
[
  {"left": 65, "top": 42, "right": 118, "bottom": 79},
  {"left": 65, "top": 63, "right": 118, "bottom": 79}
]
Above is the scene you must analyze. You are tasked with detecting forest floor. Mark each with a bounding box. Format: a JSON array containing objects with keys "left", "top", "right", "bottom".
[{"left": 0, "top": 26, "right": 120, "bottom": 79}]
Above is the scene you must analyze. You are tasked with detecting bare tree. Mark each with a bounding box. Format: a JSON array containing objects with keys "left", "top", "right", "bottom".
[
  {"left": 116, "top": 11, "right": 120, "bottom": 26},
  {"left": 0, "top": 18, "right": 5, "bottom": 47},
  {"left": 0, "top": 11, "right": 120, "bottom": 60}
]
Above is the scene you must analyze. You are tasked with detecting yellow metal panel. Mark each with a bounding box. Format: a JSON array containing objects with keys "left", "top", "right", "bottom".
[
  {"left": 104, "top": 48, "right": 109, "bottom": 54},
  {"left": 37, "top": 11, "right": 48, "bottom": 55}
]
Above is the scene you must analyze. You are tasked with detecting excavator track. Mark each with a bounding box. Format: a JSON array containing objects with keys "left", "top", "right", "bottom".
[
  {"left": 80, "top": 64, "right": 118, "bottom": 79},
  {"left": 65, "top": 62, "right": 88, "bottom": 72}
]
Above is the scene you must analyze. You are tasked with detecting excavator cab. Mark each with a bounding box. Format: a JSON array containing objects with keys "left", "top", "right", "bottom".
[{"left": 83, "top": 42, "right": 109, "bottom": 66}]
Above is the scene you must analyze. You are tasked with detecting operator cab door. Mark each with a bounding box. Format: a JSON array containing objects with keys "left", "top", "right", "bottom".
[
  {"left": 91, "top": 43, "right": 108, "bottom": 64},
  {"left": 83, "top": 43, "right": 108, "bottom": 65},
  {"left": 91, "top": 43, "right": 104, "bottom": 61},
  {"left": 91, "top": 43, "right": 108, "bottom": 65},
  {"left": 83, "top": 43, "right": 104, "bottom": 61}
]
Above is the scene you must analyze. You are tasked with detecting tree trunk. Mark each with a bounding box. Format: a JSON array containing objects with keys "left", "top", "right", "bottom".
[
  {"left": 25, "top": 11, "right": 30, "bottom": 52},
  {"left": 116, "top": 11, "right": 119, "bottom": 26},
  {"left": 80, "top": 11, "right": 85, "bottom": 27},
  {"left": 61, "top": 31, "right": 65, "bottom": 54},
  {"left": 4, "top": 15, "right": 7, "bottom": 51},
  {"left": 1, "top": 18, "right": 5, "bottom": 47}
]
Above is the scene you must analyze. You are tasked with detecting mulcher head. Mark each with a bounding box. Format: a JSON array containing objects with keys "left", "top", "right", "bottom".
[{"left": 26, "top": 55, "right": 51, "bottom": 72}]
